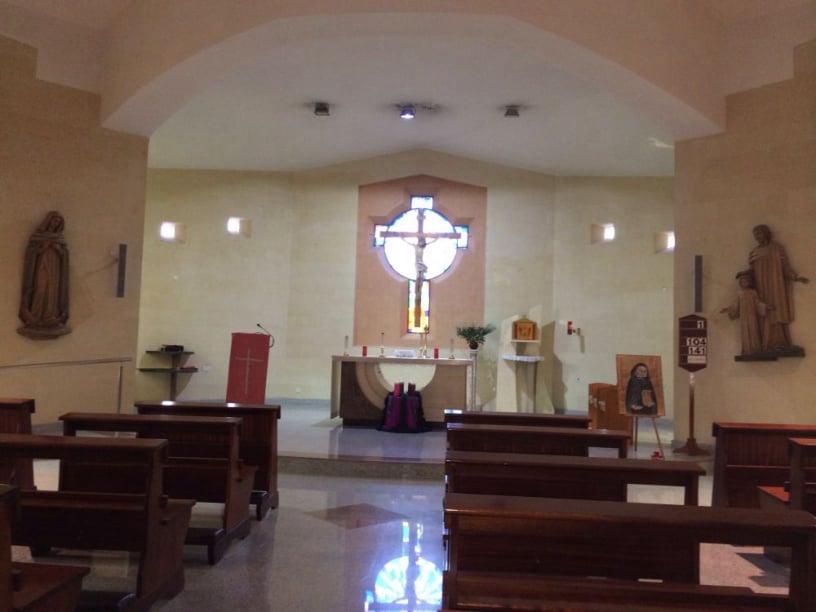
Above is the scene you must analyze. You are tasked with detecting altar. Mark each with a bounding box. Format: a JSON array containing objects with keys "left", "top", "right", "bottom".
[{"left": 330, "top": 355, "right": 471, "bottom": 425}]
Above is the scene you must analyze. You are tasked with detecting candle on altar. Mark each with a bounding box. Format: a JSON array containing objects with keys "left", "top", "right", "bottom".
[{"left": 344, "top": 335, "right": 349, "bottom": 356}]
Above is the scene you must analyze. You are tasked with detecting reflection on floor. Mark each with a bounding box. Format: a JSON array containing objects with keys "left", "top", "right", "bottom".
[{"left": 16, "top": 400, "right": 789, "bottom": 611}]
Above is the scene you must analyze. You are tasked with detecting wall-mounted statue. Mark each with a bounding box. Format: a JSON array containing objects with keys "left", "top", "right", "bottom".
[
  {"left": 18, "top": 211, "right": 72, "bottom": 339},
  {"left": 747, "top": 224, "right": 808, "bottom": 356},
  {"left": 720, "top": 270, "right": 768, "bottom": 358}
]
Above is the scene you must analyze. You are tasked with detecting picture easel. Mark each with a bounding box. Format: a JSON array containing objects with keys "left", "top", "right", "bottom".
[{"left": 632, "top": 416, "right": 665, "bottom": 459}]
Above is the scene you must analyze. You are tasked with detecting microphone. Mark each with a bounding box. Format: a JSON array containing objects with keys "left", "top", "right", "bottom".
[{"left": 256, "top": 323, "right": 275, "bottom": 348}]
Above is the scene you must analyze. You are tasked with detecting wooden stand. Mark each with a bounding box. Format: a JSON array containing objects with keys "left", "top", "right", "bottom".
[
  {"left": 673, "top": 372, "right": 710, "bottom": 456},
  {"left": 139, "top": 351, "right": 197, "bottom": 400}
]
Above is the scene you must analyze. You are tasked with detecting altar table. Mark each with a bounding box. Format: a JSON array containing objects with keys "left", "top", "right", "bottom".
[{"left": 330, "top": 355, "right": 471, "bottom": 425}]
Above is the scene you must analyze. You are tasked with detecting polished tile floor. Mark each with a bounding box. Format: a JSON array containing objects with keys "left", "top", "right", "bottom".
[{"left": 17, "top": 400, "right": 789, "bottom": 611}]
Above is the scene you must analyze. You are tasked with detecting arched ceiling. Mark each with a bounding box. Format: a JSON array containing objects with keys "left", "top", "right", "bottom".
[{"left": 3, "top": 0, "right": 813, "bottom": 176}]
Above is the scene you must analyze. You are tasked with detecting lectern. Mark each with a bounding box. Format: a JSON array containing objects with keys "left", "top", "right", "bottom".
[{"left": 226, "top": 333, "right": 270, "bottom": 404}]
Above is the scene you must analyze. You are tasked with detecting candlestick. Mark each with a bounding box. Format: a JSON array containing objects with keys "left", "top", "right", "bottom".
[
  {"left": 449, "top": 338, "right": 455, "bottom": 359},
  {"left": 380, "top": 332, "right": 385, "bottom": 356},
  {"left": 343, "top": 335, "right": 349, "bottom": 356}
]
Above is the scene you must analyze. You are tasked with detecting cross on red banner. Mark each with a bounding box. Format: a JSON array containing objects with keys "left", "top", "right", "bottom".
[{"left": 226, "top": 332, "right": 270, "bottom": 403}]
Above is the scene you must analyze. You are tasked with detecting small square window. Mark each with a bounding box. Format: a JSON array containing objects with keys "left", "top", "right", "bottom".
[
  {"left": 159, "top": 222, "right": 186, "bottom": 243},
  {"left": 591, "top": 223, "right": 616, "bottom": 244},
  {"left": 227, "top": 217, "right": 252, "bottom": 237}
]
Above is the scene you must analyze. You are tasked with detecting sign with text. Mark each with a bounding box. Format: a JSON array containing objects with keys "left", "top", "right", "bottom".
[{"left": 678, "top": 314, "right": 707, "bottom": 372}]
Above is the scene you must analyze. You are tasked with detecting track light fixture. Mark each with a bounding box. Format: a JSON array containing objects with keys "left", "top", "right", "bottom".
[
  {"left": 504, "top": 105, "right": 520, "bottom": 118},
  {"left": 313, "top": 102, "right": 330, "bottom": 117},
  {"left": 399, "top": 105, "right": 416, "bottom": 120}
]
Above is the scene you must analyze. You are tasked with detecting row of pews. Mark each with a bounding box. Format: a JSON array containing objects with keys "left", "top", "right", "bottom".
[
  {"left": 0, "top": 398, "right": 280, "bottom": 612},
  {"left": 440, "top": 410, "right": 816, "bottom": 611}
]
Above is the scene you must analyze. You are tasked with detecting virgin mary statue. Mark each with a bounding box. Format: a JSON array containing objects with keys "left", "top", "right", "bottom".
[{"left": 18, "top": 211, "right": 71, "bottom": 339}]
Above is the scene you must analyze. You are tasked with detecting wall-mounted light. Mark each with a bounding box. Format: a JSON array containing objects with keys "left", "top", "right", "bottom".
[
  {"left": 227, "top": 216, "right": 252, "bottom": 237},
  {"left": 313, "top": 102, "right": 330, "bottom": 116},
  {"left": 590, "top": 223, "right": 616, "bottom": 244},
  {"left": 654, "top": 231, "right": 675, "bottom": 253},
  {"left": 159, "top": 221, "right": 186, "bottom": 243},
  {"left": 399, "top": 105, "right": 416, "bottom": 120}
]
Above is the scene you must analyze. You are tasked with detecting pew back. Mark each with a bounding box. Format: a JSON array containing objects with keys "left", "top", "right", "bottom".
[
  {"left": 443, "top": 492, "right": 816, "bottom": 611},
  {"left": 136, "top": 400, "right": 280, "bottom": 518},
  {"left": 2, "top": 484, "right": 90, "bottom": 612},
  {"left": 0, "top": 433, "right": 193, "bottom": 610},
  {"left": 446, "top": 423, "right": 630, "bottom": 457},
  {"left": 59, "top": 412, "right": 256, "bottom": 563},
  {"left": 712, "top": 422, "right": 816, "bottom": 508},
  {"left": 444, "top": 409, "right": 591, "bottom": 429},
  {"left": 445, "top": 450, "right": 704, "bottom": 504}
]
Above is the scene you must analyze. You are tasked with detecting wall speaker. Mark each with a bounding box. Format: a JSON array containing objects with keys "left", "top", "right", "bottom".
[
  {"left": 116, "top": 243, "right": 127, "bottom": 298},
  {"left": 693, "top": 255, "right": 703, "bottom": 313}
]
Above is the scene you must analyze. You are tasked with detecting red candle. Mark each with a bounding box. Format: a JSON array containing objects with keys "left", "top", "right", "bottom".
[
  {"left": 362, "top": 345, "right": 368, "bottom": 356},
  {"left": 433, "top": 347, "right": 439, "bottom": 359}
]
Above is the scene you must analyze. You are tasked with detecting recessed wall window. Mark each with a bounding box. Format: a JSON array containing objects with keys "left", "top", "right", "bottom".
[
  {"left": 227, "top": 217, "right": 252, "bottom": 237},
  {"left": 159, "top": 221, "right": 186, "bottom": 243},
  {"left": 655, "top": 231, "right": 675, "bottom": 253},
  {"left": 591, "top": 223, "right": 616, "bottom": 244}
]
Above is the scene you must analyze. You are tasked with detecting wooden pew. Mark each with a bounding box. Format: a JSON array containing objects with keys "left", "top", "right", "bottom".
[
  {"left": 442, "top": 573, "right": 789, "bottom": 611},
  {"left": 59, "top": 411, "right": 257, "bottom": 565},
  {"left": 758, "top": 437, "right": 816, "bottom": 514},
  {"left": 443, "top": 492, "right": 816, "bottom": 611},
  {"left": 136, "top": 400, "right": 280, "bottom": 520},
  {"left": 0, "top": 433, "right": 194, "bottom": 612},
  {"left": 2, "top": 484, "right": 90, "bottom": 612},
  {"left": 445, "top": 450, "right": 704, "bottom": 504},
  {"left": 0, "top": 399, "right": 35, "bottom": 490},
  {"left": 446, "top": 422, "right": 630, "bottom": 457},
  {"left": 712, "top": 422, "right": 816, "bottom": 508},
  {"left": 444, "top": 409, "right": 591, "bottom": 429}
]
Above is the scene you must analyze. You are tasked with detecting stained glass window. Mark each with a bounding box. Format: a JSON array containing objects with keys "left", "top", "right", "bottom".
[{"left": 375, "top": 196, "right": 467, "bottom": 333}]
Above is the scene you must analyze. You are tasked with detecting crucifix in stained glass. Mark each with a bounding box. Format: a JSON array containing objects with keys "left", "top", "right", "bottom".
[{"left": 374, "top": 196, "right": 468, "bottom": 333}]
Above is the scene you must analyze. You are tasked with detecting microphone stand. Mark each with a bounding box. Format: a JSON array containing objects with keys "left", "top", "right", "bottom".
[{"left": 256, "top": 323, "right": 276, "bottom": 348}]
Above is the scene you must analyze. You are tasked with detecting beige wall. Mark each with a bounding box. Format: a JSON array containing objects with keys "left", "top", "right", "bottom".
[
  {"left": 0, "top": 36, "right": 148, "bottom": 424},
  {"left": 138, "top": 150, "right": 675, "bottom": 414},
  {"left": 552, "top": 177, "right": 676, "bottom": 419},
  {"left": 674, "top": 39, "right": 816, "bottom": 444},
  {"left": 137, "top": 170, "right": 295, "bottom": 401}
]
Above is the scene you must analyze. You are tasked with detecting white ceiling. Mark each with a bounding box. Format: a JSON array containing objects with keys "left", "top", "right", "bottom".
[{"left": 7, "top": 0, "right": 811, "bottom": 176}]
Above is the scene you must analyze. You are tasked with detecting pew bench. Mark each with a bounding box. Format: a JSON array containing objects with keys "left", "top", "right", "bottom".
[
  {"left": 0, "top": 433, "right": 193, "bottom": 612},
  {"left": 136, "top": 401, "right": 280, "bottom": 520},
  {"left": 445, "top": 450, "right": 705, "bottom": 504},
  {"left": 2, "top": 484, "right": 90, "bottom": 612},
  {"left": 441, "top": 571, "right": 789, "bottom": 611},
  {"left": 0, "top": 399, "right": 36, "bottom": 490},
  {"left": 443, "top": 492, "right": 816, "bottom": 611},
  {"left": 757, "top": 437, "right": 816, "bottom": 514},
  {"left": 59, "top": 411, "right": 257, "bottom": 565},
  {"left": 444, "top": 409, "right": 591, "bottom": 429},
  {"left": 446, "top": 423, "right": 630, "bottom": 457},
  {"left": 712, "top": 421, "right": 816, "bottom": 508}
]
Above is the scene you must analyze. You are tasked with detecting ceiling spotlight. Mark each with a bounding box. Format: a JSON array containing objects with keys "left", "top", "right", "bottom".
[
  {"left": 313, "top": 102, "right": 330, "bottom": 117},
  {"left": 399, "top": 105, "right": 416, "bottom": 120},
  {"left": 504, "top": 105, "right": 520, "bottom": 118}
]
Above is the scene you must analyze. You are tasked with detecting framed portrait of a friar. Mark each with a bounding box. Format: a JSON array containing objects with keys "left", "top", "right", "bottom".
[{"left": 615, "top": 354, "right": 665, "bottom": 417}]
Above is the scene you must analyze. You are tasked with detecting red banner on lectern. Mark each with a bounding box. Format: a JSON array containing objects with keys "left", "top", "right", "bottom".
[{"left": 226, "top": 332, "right": 270, "bottom": 403}]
